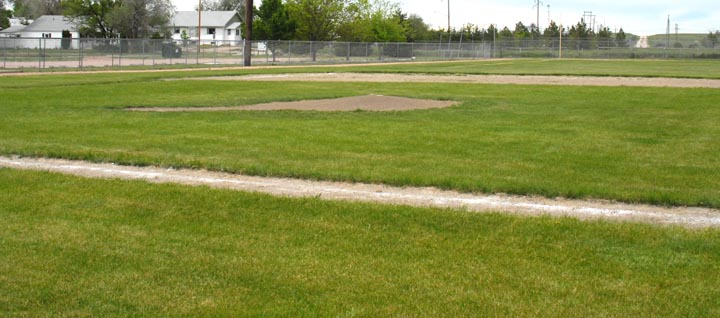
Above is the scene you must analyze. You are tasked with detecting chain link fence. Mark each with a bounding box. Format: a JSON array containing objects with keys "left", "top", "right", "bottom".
[{"left": 1, "top": 37, "right": 719, "bottom": 71}]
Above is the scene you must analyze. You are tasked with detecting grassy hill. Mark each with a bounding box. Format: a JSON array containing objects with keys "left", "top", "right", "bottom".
[{"left": 647, "top": 33, "right": 709, "bottom": 48}]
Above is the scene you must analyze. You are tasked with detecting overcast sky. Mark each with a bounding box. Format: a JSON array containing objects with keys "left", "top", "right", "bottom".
[{"left": 172, "top": 0, "right": 720, "bottom": 35}]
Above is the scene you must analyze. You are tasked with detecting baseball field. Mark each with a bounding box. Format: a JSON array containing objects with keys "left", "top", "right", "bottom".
[{"left": 1, "top": 59, "right": 719, "bottom": 316}]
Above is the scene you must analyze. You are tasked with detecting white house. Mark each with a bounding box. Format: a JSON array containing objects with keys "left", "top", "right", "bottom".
[
  {"left": 171, "top": 11, "right": 242, "bottom": 45},
  {"left": 0, "top": 25, "right": 26, "bottom": 38},
  {"left": 10, "top": 15, "right": 79, "bottom": 49}
]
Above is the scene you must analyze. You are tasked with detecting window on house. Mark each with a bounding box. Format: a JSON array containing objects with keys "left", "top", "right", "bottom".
[
  {"left": 174, "top": 28, "right": 180, "bottom": 34},
  {"left": 208, "top": 28, "right": 216, "bottom": 35},
  {"left": 42, "top": 33, "right": 52, "bottom": 38},
  {"left": 236, "top": 29, "right": 240, "bottom": 36},
  {"left": 227, "top": 29, "right": 231, "bottom": 35}
]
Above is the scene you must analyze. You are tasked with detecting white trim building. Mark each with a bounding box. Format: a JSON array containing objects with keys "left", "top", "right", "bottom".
[
  {"left": 171, "top": 11, "right": 242, "bottom": 45},
  {"left": 4, "top": 15, "right": 79, "bottom": 49}
]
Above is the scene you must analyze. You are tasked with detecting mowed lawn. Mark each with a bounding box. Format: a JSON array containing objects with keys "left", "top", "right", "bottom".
[
  {"left": 1, "top": 169, "right": 719, "bottom": 317},
  {"left": 1, "top": 71, "right": 719, "bottom": 208}
]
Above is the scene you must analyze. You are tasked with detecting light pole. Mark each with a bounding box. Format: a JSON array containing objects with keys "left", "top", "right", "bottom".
[
  {"left": 447, "top": 0, "right": 450, "bottom": 32},
  {"left": 197, "top": 0, "right": 201, "bottom": 64}
]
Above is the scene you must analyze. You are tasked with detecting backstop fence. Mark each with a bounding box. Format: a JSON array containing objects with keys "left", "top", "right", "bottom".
[{"left": 1, "top": 37, "right": 718, "bottom": 71}]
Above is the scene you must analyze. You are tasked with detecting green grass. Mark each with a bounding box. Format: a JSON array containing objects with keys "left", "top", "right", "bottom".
[
  {"left": 1, "top": 168, "right": 719, "bottom": 317},
  {"left": 1, "top": 71, "right": 719, "bottom": 208}
]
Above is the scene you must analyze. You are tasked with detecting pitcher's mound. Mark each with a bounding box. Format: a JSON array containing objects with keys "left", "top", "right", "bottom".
[{"left": 128, "top": 95, "right": 458, "bottom": 112}]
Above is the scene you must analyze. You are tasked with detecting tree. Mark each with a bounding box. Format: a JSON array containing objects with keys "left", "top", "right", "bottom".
[
  {"left": 543, "top": 21, "right": 561, "bottom": 47},
  {"left": 1, "top": 0, "right": 11, "bottom": 29},
  {"left": 255, "top": 0, "right": 295, "bottom": 62},
  {"left": 568, "top": 19, "right": 592, "bottom": 49},
  {"left": 107, "top": 0, "right": 173, "bottom": 38},
  {"left": 615, "top": 28, "right": 627, "bottom": 47},
  {"left": 64, "top": 0, "right": 173, "bottom": 38},
  {"left": 702, "top": 31, "right": 719, "bottom": 48},
  {"left": 255, "top": 0, "right": 295, "bottom": 40},
  {"left": 64, "top": 0, "right": 120, "bottom": 38},
  {"left": 404, "top": 13, "right": 429, "bottom": 42},
  {"left": 286, "top": 0, "right": 345, "bottom": 61},
  {"left": 513, "top": 21, "right": 529, "bottom": 39},
  {"left": 10, "top": 0, "right": 63, "bottom": 19},
  {"left": 201, "top": 0, "right": 243, "bottom": 11},
  {"left": 287, "top": 0, "right": 344, "bottom": 41},
  {"left": 498, "top": 26, "right": 512, "bottom": 40},
  {"left": 596, "top": 26, "right": 613, "bottom": 47}
]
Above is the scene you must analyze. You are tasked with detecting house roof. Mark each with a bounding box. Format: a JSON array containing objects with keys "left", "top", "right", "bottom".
[
  {"left": 172, "top": 11, "right": 239, "bottom": 28},
  {"left": 23, "top": 15, "right": 76, "bottom": 32},
  {"left": 226, "top": 22, "right": 241, "bottom": 29},
  {"left": 0, "top": 25, "right": 27, "bottom": 34}
]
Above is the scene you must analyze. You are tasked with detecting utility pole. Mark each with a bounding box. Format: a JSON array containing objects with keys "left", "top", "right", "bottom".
[
  {"left": 666, "top": 15, "right": 670, "bottom": 48},
  {"left": 447, "top": 0, "right": 451, "bottom": 32},
  {"left": 547, "top": 4, "right": 551, "bottom": 26},
  {"left": 534, "top": 0, "right": 543, "bottom": 31},
  {"left": 675, "top": 23, "right": 679, "bottom": 44},
  {"left": 197, "top": 0, "right": 201, "bottom": 64},
  {"left": 244, "top": 0, "right": 253, "bottom": 66}
]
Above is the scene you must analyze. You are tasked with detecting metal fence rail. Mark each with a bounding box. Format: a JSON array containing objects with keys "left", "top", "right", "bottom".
[{"left": 1, "top": 37, "right": 718, "bottom": 70}]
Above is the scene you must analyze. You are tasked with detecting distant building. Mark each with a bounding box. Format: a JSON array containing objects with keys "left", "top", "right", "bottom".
[
  {"left": 1, "top": 15, "right": 79, "bottom": 48},
  {"left": 0, "top": 25, "right": 26, "bottom": 38},
  {"left": 171, "top": 11, "right": 242, "bottom": 45}
]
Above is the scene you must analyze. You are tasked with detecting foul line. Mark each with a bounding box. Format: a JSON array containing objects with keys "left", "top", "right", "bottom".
[{"left": 1, "top": 156, "right": 719, "bottom": 228}]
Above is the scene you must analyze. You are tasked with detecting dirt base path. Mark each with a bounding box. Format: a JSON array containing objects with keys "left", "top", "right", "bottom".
[
  {"left": 2, "top": 156, "right": 718, "bottom": 228},
  {"left": 188, "top": 73, "right": 720, "bottom": 88}
]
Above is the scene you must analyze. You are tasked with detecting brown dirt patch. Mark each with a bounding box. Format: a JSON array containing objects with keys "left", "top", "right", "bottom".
[
  {"left": 186, "top": 72, "right": 720, "bottom": 88},
  {"left": 126, "top": 94, "right": 458, "bottom": 112}
]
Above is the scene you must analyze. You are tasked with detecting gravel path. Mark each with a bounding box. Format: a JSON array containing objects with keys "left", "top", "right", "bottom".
[
  {"left": 189, "top": 73, "right": 720, "bottom": 88},
  {"left": 2, "top": 156, "right": 719, "bottom": 228}
]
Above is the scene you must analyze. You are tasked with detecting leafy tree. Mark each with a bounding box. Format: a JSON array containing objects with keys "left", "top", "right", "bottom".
[
  {"left": 255, "top": 0, "right": 295, "bottom": 62},
  {"left": 10, "top": 0, "right": 63, "bottom": 19},
  {"left": 1, "top": 0, "right": 11, "bottom": 29},
  {"left": 64, "top": 0, "right": 120, "bottom": 38},
  {"left": 201, "top": 0, "right": 243, "bottom": 11},
  {"left": 107, "top": 0, "right": 172, "bottom": 38},
  {"left": 64, "top": 0, "right": 173, "bottom": 38},
  {"left": 403, "top": 13, "right": 429, "bottom": 42},
  {"left": 255, "top": 0, "right": 295, "bottom": 40},
  {"left": 286, "top": 0, "right": 344, "bottom": 41},
  {"left": 286, "top": 0, "right": 345, "bottom": 61}
]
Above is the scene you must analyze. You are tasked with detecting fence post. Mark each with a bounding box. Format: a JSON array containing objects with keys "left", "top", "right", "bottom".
[
  {"left": 38, "top": 38, "right": 42, "bottom": 71},
  {"left": 78, "top": 38, "right": 83, "bottom": 69}
]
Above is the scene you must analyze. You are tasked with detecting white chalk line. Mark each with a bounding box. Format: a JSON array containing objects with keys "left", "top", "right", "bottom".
[{"left": 1, "top": 156, "right": 719, "bottom": 228}]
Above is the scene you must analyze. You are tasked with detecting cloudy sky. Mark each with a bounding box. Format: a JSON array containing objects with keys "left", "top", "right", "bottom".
[{"left": 173, "top": 0, "right": 720, "bottom": 35}]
